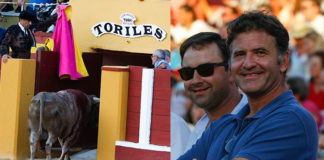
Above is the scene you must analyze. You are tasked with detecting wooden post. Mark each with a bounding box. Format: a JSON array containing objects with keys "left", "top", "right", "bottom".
[
  {"left": 0, "top": 59, "right": 36, "bottom": 160},
  {"left": 97, "top": 66, "right": 129, "bottom": 160}
]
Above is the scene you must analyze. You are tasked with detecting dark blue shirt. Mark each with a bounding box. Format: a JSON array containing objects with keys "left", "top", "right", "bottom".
[
  {"left": 179, "top": 90, "right": 318, "bottom": 160},
  {"left": 0, "top": 27, "right": 6, "bottom": 43}
]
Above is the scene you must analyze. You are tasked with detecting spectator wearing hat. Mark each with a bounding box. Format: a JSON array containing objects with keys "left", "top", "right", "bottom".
[
  {"left": 287, "top": 21, "right": 313, "bottom": 81},
  {"left": 0, "top": 11, "right": 36, "bottom": 63}
]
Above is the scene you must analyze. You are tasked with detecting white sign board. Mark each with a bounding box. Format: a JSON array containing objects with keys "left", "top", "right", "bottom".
[{"left": 91, "top": 13, "right": 166, "bottom": 41}]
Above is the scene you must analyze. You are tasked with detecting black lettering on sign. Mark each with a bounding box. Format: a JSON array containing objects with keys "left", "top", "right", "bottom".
[
  {"left": 154, "top": 28, "right": 163, "bottom": 40},
  {"left": 114, "top": 24, "right": 123, "bottom": 35},
  {"left": 93, "top": 24, "right": 103, "bottom": 35},
  {"left": 104, "top": 23, "right": 113, "bottom": 32},
  {"left": 133, "top": 26, "right": 142, "bottom": 36},
  {"left": 143, "top": 25, "right": 152, "bottom": 35},
  {"left": 125, "top": 26, "right": 130, "bottom": 36}
]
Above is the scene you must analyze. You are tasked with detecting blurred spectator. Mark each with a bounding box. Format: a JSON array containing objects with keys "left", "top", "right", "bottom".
[
  {"left": 205, "top": 2, "right": 241, "bottom": 29},
  {"left": 33, "top": 0, "right": 69, "bottom": 33},
  {"left": 300, "top": 0, "right": 324, "bottom": 40},
  {"left": 170, "top": 0, "right": 186, "bottom": 26},
  {"left": 151, "top": 49, "right": 171, "bottom": 69},
  {"left": 287, "top": 21, "right": 313, "bottom": 81},
  {"left": 26, "top": 0, "right": 55, "bottom": 14},
  {"left": 309, "top": 51, "right": 324, "bottom": 112},
  {"left": 171, "top": 112, "right": 191, "bottom": 160},
  {"left": 0, "top": 13, "right": 6, "bottom": 43},
  {"left": 219, "top": 22, "right": 229, "bottom": 38},
  {"left": 303, "top": 30, "right": 324, "bottom": 55},
  {"left": 0, "top": 0, "right": 23, "bottom": 12},
  {"left": 240, "top": 0, "right": 268, "bottom": 11},
  {"left": 257, "top": 3, "right": 273, "bottom": 15},
  {"left": 221, "top": 4, "right": 240, "bottom": 26},
  {"left": 170, "top": 36, "right": 181, "bottom": 70},
  {"left": 171, "top": 4, "right": 216, "bottom": 45},
  {"left": 186, "top": 102, "right": 205, "bottom": 127},
  {"left": 187, "top": 0, "right": 209, "bottom": 21},
  {"left": 287, "top": 76, "right": 322, "bottom": 131},
  {"left": 0, "top": 11, "right": 36, "bottom": 63},
  {"left": 171, "top": 81, "right": 189, "bottom": 119},
  {"left": 269, "top": 0, "right": 295, "bottom": 30}
]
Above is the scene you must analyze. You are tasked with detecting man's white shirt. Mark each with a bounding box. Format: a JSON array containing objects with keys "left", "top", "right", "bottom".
[{"left": 184, "top": 93, "right": 248, "bottom": 152}]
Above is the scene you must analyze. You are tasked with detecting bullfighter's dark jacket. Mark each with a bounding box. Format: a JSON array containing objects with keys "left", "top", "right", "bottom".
[{"left": 0, "top": 24, "right": 35, "bottom": 59}]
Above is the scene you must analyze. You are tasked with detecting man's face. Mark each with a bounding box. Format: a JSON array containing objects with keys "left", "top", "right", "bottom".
[
  {"left": 222, "top": 6, "right": 237, "bottom": 24},
  {"left": 310, "top": 55, "right": 323, "bottom": 79},
  {"left": 230, "top": 31, "right": 288, "bottom": 97},
  {"left": 151, "top": 55, "right": 158, "bottom": 65},
  {"left": 182, "top": 43, "right": 232, "bottom": 110},
  {"left": 20, "top": 19, "right": 32, "bottom": 29},
  {"left": 301, "top": 0, "right": 319, "bottom": 21},
  {"left": 178, "top": 8, "right": 193, "bottom": 26}
]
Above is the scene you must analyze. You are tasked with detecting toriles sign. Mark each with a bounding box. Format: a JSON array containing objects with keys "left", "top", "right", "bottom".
[{"left": 91, "top": 13, "right": 166, "bottom": 41}]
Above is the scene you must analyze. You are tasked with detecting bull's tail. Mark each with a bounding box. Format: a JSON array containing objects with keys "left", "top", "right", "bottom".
[{"left": 38, "top": 92, "right": 45, "bottom": 136}]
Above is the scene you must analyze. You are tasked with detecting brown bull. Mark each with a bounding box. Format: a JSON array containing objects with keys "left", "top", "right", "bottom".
[{"left": 28, "top": 89, "right": 99, "bottom": 160}]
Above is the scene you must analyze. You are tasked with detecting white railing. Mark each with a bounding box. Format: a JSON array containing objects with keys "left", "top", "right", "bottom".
[{"left": 0, "top": 1, "right": 67, "bottom": 12}]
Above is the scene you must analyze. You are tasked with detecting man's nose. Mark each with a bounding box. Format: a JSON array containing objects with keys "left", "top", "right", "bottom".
[
  {"left": 191, "top": 70, "right": 203, "bottom": 83},
  {"left": 242, "top": 53, "right": 256, "bottom": 69}
]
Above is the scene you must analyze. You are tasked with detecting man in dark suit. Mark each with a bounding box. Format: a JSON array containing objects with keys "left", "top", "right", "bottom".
[{"left": 0, "top": 11, "right": 36, "bottom": 63}]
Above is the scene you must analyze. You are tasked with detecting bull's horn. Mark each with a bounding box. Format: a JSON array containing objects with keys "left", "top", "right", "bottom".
[{"left": 92, "top": 97, "right": 100, "bottom": 102}]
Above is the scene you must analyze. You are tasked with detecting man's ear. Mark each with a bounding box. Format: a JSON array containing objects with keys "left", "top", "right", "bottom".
[{"left": 280, "top": 52, "right": 290, "bottom": 73}]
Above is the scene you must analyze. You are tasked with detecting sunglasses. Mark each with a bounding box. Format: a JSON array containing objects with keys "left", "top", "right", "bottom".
[{"left": 178, "top": 62, "right": 228, "bottom": 80}]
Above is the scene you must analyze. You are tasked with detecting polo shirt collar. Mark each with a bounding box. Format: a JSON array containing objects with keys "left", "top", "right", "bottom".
[{"left": 234, "top": 90, "right": 294, "bottom": 120}]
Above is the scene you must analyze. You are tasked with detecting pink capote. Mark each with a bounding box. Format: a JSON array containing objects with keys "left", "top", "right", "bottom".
[{"left": 52, "top": 5, "right": 87, "bottom": 80}]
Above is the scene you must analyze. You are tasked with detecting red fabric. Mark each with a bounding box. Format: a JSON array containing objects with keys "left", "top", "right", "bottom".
[
  {"left": 302, "top": 99, "right": 322, "bottom": 130},
  {"left": 308, "top": 82, "right": 324, "bottom": 110}
]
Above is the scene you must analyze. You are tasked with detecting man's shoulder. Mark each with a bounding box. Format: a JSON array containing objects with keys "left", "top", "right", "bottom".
[{"left": 7, "top": 25, "right": 20, "bottom": 31}]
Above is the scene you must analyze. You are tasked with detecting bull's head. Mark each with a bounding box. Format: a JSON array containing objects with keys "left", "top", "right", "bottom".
[{"left": 87, "top": 96, "right": 100, "bottom": 127}]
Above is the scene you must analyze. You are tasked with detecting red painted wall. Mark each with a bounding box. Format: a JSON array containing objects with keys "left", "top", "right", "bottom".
[{"left": 115, "top": 146, "right": 170, "bottom": 160}]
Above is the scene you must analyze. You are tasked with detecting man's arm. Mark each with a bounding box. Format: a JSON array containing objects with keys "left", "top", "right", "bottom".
[{"left": 0, "top": 28, "right": 12, "bottom": 63}]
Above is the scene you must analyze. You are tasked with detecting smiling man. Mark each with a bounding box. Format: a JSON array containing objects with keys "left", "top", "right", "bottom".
[
  {"left": 178, "top": 11, "right": 318, "bottom": 160},
  {"left": 176, "top": 32, "right": 247, "bottom": 157}
]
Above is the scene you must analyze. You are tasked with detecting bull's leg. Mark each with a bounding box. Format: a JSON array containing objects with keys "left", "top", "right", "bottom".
[
  {"left": 59, "top": 139, "right": 69, "bottom": 160},
  {"left": 45, "top": 133, "right": 57, "bottom": 160},
  {"left": 58, "top": 138, "right": 70, "bottom": 160},
  {"left": 58, "top": 137, "right": 63, "bottom": 147},
  {"left": 60, "top": 131, "right": 80, "bottom": 160},
  {"left": 29, "top": 131, "right": 39, "bottom": 160}
]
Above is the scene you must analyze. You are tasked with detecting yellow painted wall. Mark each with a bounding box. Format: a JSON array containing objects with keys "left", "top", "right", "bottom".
[
  {"left": 97, "top": 66, "right": 129, "bottom": 160},
  {"left": 70, "top": 0, "right": 170, "bottom": 54},
  {"left": 0, "top": 59, "right": 36, "bottom": 160}
]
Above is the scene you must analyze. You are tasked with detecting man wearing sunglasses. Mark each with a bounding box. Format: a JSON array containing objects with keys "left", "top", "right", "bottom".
[
  {"left": 178, "top": 11, "right": 318, "bottom": 160},
  {"left": 178, "top": 32, "right": 247, "bottom": 154}
]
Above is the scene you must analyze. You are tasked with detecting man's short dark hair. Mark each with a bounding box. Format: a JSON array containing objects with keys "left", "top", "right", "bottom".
[
  {"left": 180, "top": 32, "right": 229, "bottom": 67},
  {"left": 226, "top": 11, "right": 289, "bottom": 62},
  {"left": 19, "top": 11, "right": 34, "bottom": 21}
]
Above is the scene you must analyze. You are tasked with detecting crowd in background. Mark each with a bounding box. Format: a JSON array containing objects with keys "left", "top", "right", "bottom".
[{"left": 170, "top": 0, "right": 324, "bottom": 137}]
